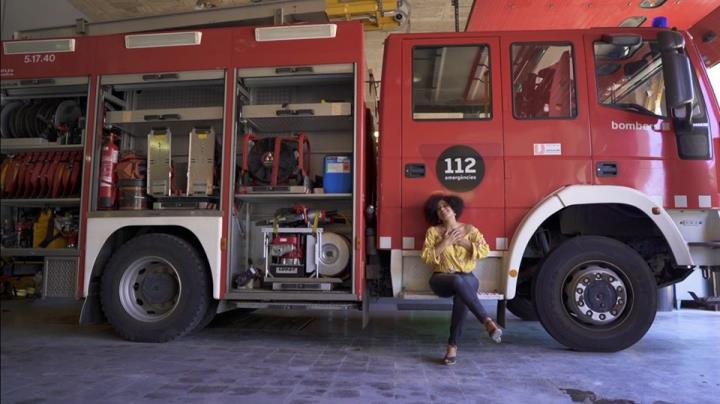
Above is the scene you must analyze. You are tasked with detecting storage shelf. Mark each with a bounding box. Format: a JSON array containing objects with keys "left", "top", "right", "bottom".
[
  {"left": 235, "top": 193, "right": 351, "bottom": 202},
  {"left": 1, "top": 92, "right": 88, "bottom": 101},
  {"left": 88, "top": 210, "right": 222, "bottom": 218},
  {"left": 241, "top": 102, "right": 352, "bottom": 133},
  {"left": 111, "top": 120, "right": 223, "bottom": 138},
  {"left": 0, "top": 142, "right": 83, "bottom": 154},
  {"left": 0, "top": 198, "right": 81, "bottom": 208},
  {"left": 106, "top": 106, "right": 224, "bottom": 124},
  {"left": 1, "top": 248, "right": 79, "bottom": 258},
  {"left": 244, "top": 116, "right": 353, "bottom": 133},
  {"left": 242, "top": 102, "right": 351, "bottom": 118}
]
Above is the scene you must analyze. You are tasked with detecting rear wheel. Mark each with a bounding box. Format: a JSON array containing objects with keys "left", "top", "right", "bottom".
[
  {"left": 101, "top": 233, "right": 211, "bottom": 342},
  {"left": 534, "top": 236, "right": 656, "bottom": 352}
]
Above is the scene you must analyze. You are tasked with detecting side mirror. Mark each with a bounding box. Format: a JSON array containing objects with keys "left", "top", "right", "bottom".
[
  {"left": 662, "top": 53, "right": 694, "bottom": 109},
  {"left": 658, "top": 31, "right": 693, "bottom": 110},
  {"left": 657, "top": 31, "right": 712, "bottom": 160},
  {"left": 658, "top": 30, "right": 685, "bottom": 51}
]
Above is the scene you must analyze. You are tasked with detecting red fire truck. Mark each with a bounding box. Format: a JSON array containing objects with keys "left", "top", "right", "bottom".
[{"left": 1, "top": 21, "right": 717, "bottom": 352}]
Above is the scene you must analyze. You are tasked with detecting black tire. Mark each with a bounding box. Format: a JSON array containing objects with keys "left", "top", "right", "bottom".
[
  {"left": 534, "top": 236, "right": 656, "bottom": 352},
  {"left": 193, "top": 298, "right": 219, "bottom": 332},
  {"left": 101, "top": 233, "right": 211, "bottom": 342},
  {"left": 507, "top": 295, "right": 538, "bottom": 321}
]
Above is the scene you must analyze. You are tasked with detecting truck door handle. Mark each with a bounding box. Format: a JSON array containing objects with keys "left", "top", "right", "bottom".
[
  {"left": 596, "top": 162, "right": 618, "bottom": 177},
  {"left": 19, "top": 79, "right": 55, "bottom": 86},
  {"left": 276, "top": 109, "right": 314, "bottom": 116},
  {"left": 405, "top": 163, "right": 425, "bottom": 178},
  {"left": 144, "top": 114, "right": 181, "bottom": 121},
  {"left": 275, "top": 66, "right": 314, "bottom": 74},
  {"left": 142, "top": 73, "right": 179, "bottom": 81}
]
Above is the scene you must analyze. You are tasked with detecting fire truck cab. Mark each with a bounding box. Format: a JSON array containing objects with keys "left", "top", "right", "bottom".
[{"left": 377, "top": 27, "right": 719, "bottom": 351}]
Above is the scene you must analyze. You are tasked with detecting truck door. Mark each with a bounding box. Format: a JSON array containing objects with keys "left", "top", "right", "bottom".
[
  {"left": 400, "top": 36, "right": 505, "bottom": 251},
  {"left": 584, "top": 30, "right": 717, "bottom": 209},
  {"left": 500, "top": 32, "right": 592, "bottom": 235}
]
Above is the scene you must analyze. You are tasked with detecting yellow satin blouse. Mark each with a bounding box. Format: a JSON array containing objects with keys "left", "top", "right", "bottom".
[{"left": 420, "top": 225, "right": 490, "bottom": 273}]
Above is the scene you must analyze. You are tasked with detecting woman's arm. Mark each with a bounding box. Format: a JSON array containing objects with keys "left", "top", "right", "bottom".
[
  {"left": 421, "top": 227, "right": 452, "bottom": 266},
  {"left": 467, "top": 227, "right": 490, "bottom": 260}
]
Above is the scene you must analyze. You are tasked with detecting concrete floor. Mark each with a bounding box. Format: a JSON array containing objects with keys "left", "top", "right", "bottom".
[{"left": 1, "top": 299, "right": 719, "bottom": 404}]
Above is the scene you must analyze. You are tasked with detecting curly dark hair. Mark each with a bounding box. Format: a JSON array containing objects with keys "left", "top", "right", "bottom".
[{"left": 424, "top": 194, "right": 464, "bottom": 225}]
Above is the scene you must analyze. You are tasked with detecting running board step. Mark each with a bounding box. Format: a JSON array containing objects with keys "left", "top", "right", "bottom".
[
  {"left": 227, "top": 300, "right": 360, "bottom": 311},
  {"left": 399, "top": 291, "right": 505, "bottom": 300}
]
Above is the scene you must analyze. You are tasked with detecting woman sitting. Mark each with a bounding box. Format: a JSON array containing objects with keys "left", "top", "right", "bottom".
[{"left": 420, "top": 193, "right": 503, "bottom": 365}]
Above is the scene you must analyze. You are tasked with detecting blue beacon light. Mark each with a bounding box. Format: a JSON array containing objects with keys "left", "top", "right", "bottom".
[{"left": 652, "top": 16, "right": 668, "bottom": 28}]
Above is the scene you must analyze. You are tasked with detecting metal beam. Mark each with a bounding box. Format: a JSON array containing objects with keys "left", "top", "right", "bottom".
[{"left": 14, "top": 0, "right": 328, "bottom": 39}]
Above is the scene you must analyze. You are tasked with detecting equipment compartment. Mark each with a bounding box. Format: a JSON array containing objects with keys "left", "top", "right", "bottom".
[
  {"left": 1, "top": 77, "right": 88, "bottom": 263},
  {"left": 238, "top": 65, "right": 354, "bottom": 134},
  {"left": 93, "top": 70, "right": 226, "bottom": 211},
  {"left": 230, "top": 63, "right": 357, "bottom": 298},
  {"left": 231, "top": 198, "right": 354, "bottom": 295}
]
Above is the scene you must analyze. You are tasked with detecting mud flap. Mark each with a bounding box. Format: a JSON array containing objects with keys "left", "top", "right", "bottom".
[
  {"left": 496, "top": 299, "right": 507, "bottom": 328},
  {"left": 362, "top": 283, "right": 370, "bottom": 329},
  {"left": 79, "top": 294, "right": 105, "bottom": 325}
]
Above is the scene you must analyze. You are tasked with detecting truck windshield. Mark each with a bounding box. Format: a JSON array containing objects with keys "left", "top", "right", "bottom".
[{"left": 594, "top": 40, "right": 667, "bottom": 117}]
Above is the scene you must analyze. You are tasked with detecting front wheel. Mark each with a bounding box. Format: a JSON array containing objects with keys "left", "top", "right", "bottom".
[
  {"left": 534, "top": 236, "right": 657, "bottom": 352},
  {"left": 101, "top": 233, "right": 211, "bottom": 342}
]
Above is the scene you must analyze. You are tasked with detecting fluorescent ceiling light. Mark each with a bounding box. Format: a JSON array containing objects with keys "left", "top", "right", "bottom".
[
  {"left": 255, "top": 24, "right": 337, "bottom": 42},
  {"left": 125, "top": 31, "right": 202, "bottom": 49},
  {"left": 4, "top": 39, "right": 75, "bottom": 54}
]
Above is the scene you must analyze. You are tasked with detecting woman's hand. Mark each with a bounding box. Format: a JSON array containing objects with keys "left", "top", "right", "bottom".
[
  {"left": 445, "top": 226, "right": 472, "bottom": 251},
  {"left": 444, "top": 226, "right": 463, "bottom": 241}
]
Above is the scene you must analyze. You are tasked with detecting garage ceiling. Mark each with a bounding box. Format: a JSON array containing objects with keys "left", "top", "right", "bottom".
[
  {"left": 61, "top": 0, "right": 720, "bottom": 69},
  {"left": 66, "top": 0, "right": 473, "bottom": 31}
]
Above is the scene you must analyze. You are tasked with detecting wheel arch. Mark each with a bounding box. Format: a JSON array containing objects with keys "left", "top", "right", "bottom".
[
  {"left": 84, "top": 224, "right": 217, "bottom": 300},
  {"left": 504, "top": 185, "right": 692, "bottom": 299}
]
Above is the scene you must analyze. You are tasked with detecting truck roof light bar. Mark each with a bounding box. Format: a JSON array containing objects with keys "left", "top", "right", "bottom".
[
  {"left": 125, "top": 31, "right": 202, "bottom": 49},
  {"left": 3, "top": 38, "right": 75, "bottom": 55},
  {"left": 255, "top": 24, "right": 337, "bottom": 42}
]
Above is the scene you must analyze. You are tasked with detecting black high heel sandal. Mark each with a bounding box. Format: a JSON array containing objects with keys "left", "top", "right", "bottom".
[
  {"left": 442, "top": 345, "right": 457, "bottom": 365},
  {"left": 442, "top": 354, "right": 457, "bottom": 366}
]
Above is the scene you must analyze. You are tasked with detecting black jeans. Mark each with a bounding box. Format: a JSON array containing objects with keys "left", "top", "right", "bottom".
[{"left": 429, "top": 272, "right": 489, "bottom": 346}]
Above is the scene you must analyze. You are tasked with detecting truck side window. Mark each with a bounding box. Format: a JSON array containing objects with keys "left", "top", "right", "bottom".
[
  {"left": 511, "top": 42, "right": 577, "bottom": 119},
  {"left": 412, "top": 45, "right": 491, "bottom": 120},
  {"left": 594, "top": 40, "right": 667, "bottom": 116},
  {"left": 594, "top": 40, "right": 709, "bottom": 123}
]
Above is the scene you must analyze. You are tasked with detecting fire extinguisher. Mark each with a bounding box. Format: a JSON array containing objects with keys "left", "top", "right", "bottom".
[{"left": 98, "top": 131, "right": 119, "bottom": 209}]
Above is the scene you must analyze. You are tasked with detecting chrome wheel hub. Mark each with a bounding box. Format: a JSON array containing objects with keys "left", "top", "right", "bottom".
[
  {"left": 119, "top": 256, "right": 181, "bottom": 322},
  {"left": 566, "top": 266, "right": 628, "bottom": 325}
]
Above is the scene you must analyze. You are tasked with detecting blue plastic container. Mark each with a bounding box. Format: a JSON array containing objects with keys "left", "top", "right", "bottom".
[{"left": 323, "top": 155, "right": 352, "bottom": 193}]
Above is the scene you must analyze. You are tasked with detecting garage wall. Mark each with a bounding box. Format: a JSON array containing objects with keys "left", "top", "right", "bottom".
[{"left": 0, "top": 0, "right": 87, "bottom": 40}]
